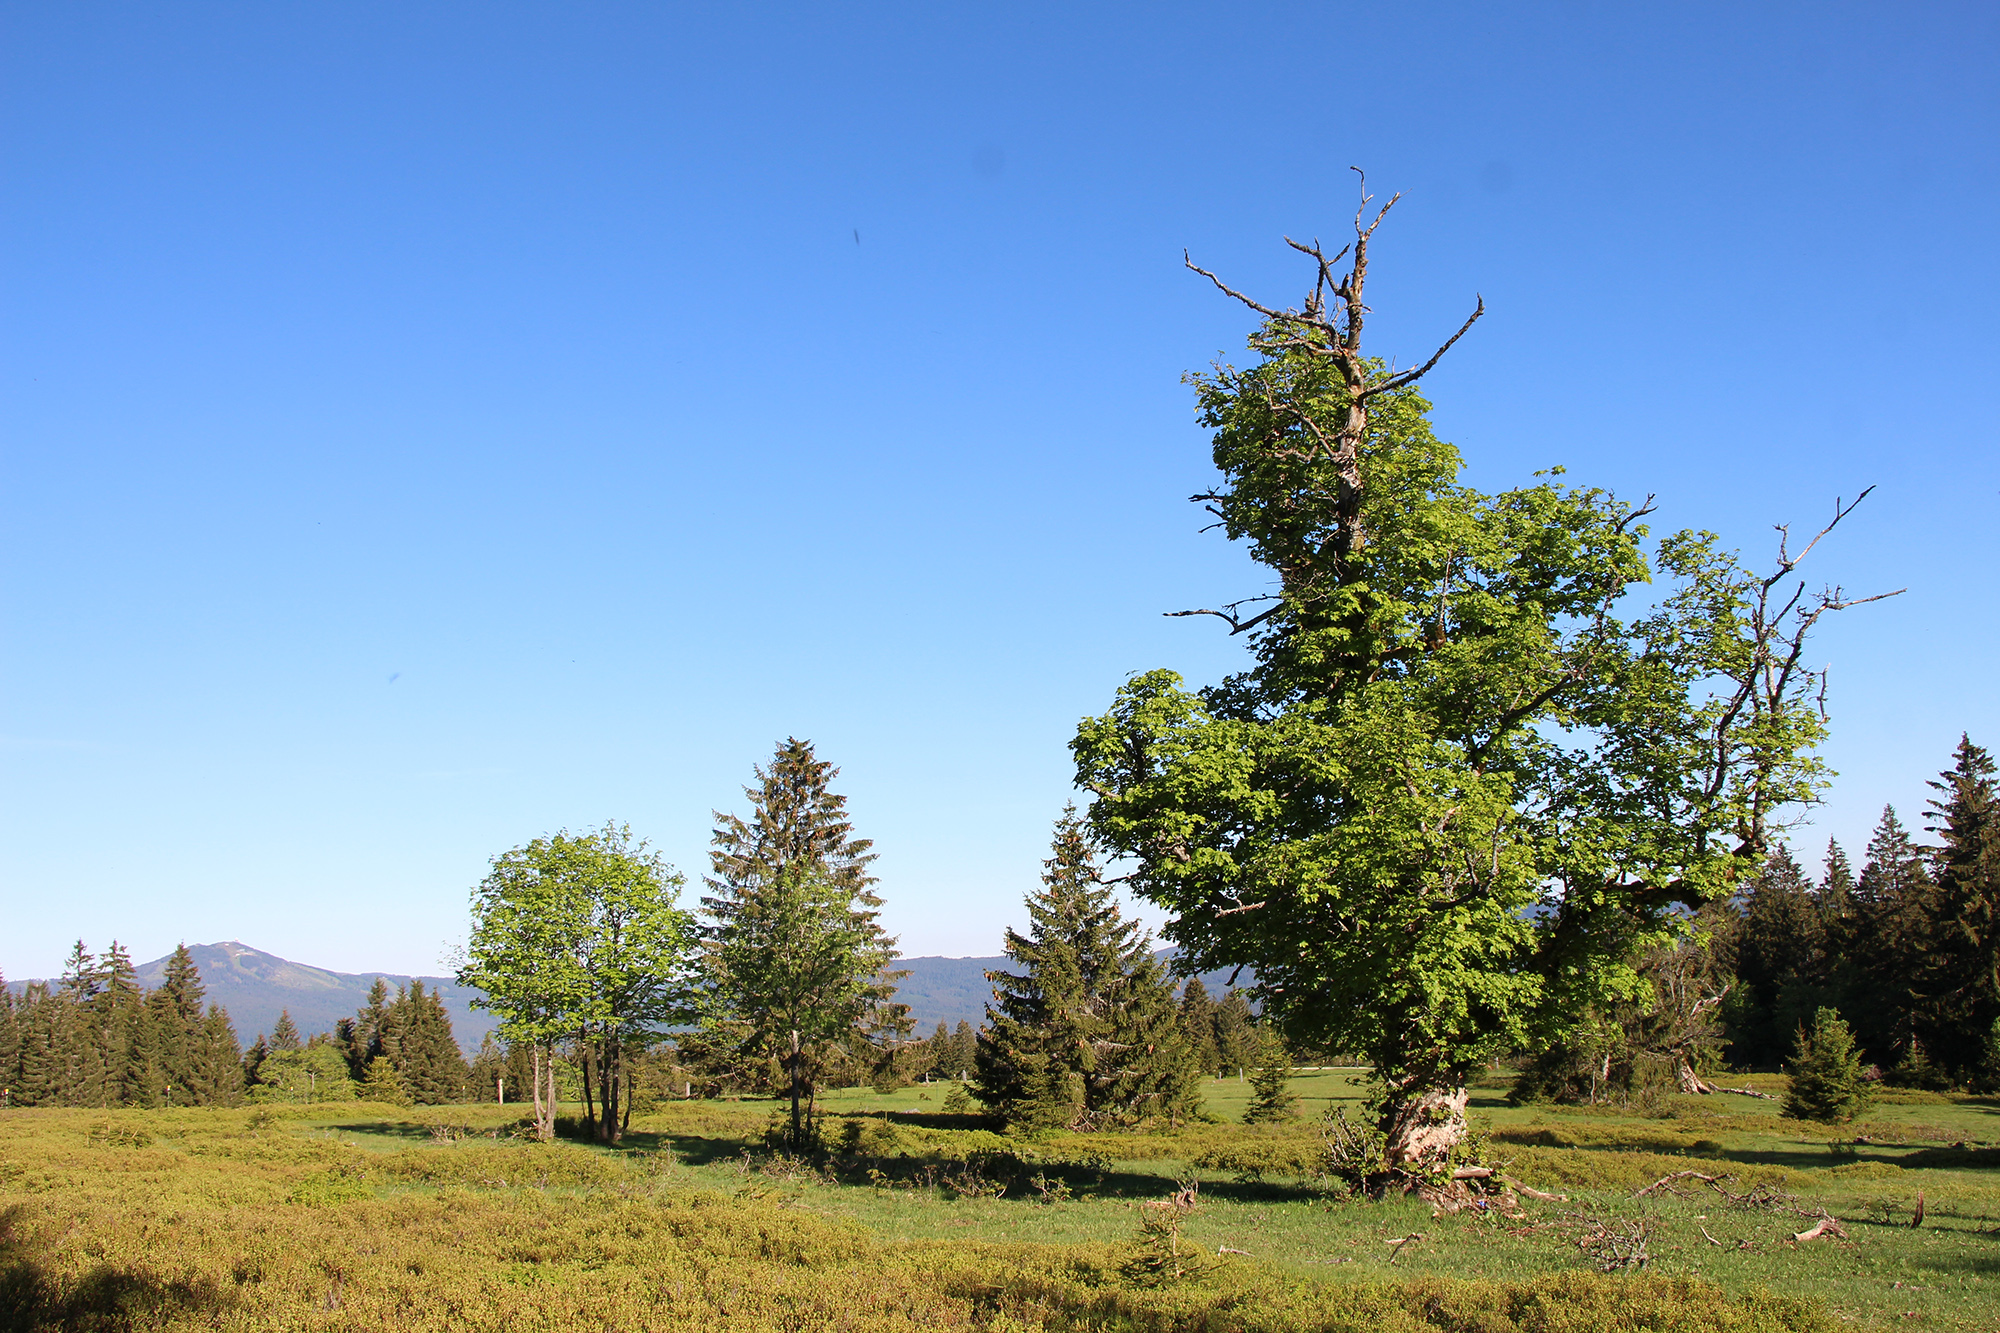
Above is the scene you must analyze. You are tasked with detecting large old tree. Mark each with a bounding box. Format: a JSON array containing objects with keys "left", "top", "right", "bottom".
[{"left": 1072, "top": 179, "right": 1890, "bottom": 1178}]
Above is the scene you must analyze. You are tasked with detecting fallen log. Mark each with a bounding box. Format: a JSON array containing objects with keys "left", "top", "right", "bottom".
[{"left": 1715, "top": 1086, "right": 1776, "bottom": 1100}]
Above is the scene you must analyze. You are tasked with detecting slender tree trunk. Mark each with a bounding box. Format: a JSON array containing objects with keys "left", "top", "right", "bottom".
[
  {"left": 530, "top": 1045, "right": 553, "bottom": 1143},
  {"left": 788, "top": 1028, "right": 803, "bottom": 1152},
  {"left": 579, "top": 1036, "right": 596, "bottom": 1131},
  {"left": 544, "top": 1048, "right": 558, "bottom": 1139},
  {"left": 599, "top": 1032, "right": 621, "bottom": 1144}
]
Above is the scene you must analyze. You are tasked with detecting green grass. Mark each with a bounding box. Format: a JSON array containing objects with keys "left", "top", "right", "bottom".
[{"left": 3, "top": 1073, "right": 1996, "bottom": 1329}]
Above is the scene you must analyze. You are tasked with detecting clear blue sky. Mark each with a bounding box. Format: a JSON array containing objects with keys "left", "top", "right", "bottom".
[{"left": 4, "top": 2, "right": 1996, "bottom": 981}]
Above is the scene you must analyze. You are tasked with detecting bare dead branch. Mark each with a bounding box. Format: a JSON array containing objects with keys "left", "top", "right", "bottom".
[
  {"left": 1184, "top": 252, "right": 1287, "bottom": 322},
  {"left": 1363, "top": 296, "right": 1486, "bottom": 398}
]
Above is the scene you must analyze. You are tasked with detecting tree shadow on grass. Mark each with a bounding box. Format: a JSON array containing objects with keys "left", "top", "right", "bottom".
[{"left": 0, "top": 1206, "right": 239, "bottom": 1332}]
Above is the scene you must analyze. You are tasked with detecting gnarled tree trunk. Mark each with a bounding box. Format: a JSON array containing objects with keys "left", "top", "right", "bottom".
[{"left": 1380, "top": 1082, "right": 1469, "bottom": 1171}]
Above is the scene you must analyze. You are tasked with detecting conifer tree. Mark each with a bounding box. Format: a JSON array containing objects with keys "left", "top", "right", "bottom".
[
  {"left": 1782, "top": 1007, "right": 1869, "bottom": 1123},
  {"left": 950, "top": 1021, "right": 976, "bottom": 1080},
  {"left": 1843, "top": 806, "right": 1934, "bottom": 1067},
  {"left": 242, "top": 1034, "right": 270, "bottom": 1088},
  {"left": 1918, "top": 735, "right": 2000, "bottom": 1079},
  {"left": 391, "top": 981, "right": 468, "bottom": 1104},
  {"left": 705, "top": 741, "right": 906, "bottom": 1149},
  {"left": 1178, "top": 977, "right": 1221, "bottom": 1076},
  {"left": 359, "top": 1055, "right": 410, "bottom": 1104},
  {"left": 1727, "top": 846, "right": 1833, "bottom": 1069},
  {"left": 269, "top": 1010, "right": 302, "bottom": 1052},
  {"left": 1211, "top": 990, "right": 1255, "bottom": 1077},
  {"left": 0, "top": 973, "right": 18, "bottom": 1106},
  {"left": 975, "top": 808, "right": 1198, "bottom": 1130},
  {"left": 190, "top": 1006, "right": 244, "bottom": 1106},
  {"left": 1244, "top": 1028, "right": 1299, "bottom": 1123}
]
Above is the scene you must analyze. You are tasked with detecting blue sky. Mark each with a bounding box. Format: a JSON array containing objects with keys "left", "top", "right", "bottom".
[{"left": 4, "top": 2, "right": 1996, "bottom": 980}]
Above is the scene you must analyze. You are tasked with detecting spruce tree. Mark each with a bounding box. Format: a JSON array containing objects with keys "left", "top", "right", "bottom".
[
  {"left": 1783, "top": 1007, "right": 1869, "bottom": 1123},
  {"left": 1919, "top": 735, "right": 2000, "bottom": 1079},
  {"left": 1243, "top": 1028, "right": 1299, "bottom": 1123},
  {"left": 1100, "top": 952, "right": 1201, "bottom": 1124},
  {"left": 360, "top": 1055, "right": 410, "bottom": 1104},
  {"left": 922, "top": 1021, "right": 951, "bottom": 1078},
  {"left": 1211, "top": 990, "right": 1255, "bottom": 1077},
  {"left": 147, "top": 945, "right": 210, "bottom": 1105},
  {"left": 1728, "top": 846, "right": 1833, "bottom": 1069},
  {"left": 1178, "top": 977, "right": 1221, "bottom": 1076},
  {"left": 190, "top": 1006, "right": 244, "bottom": 1106},
  {"left": 392, "top": 982, "right": 468, "bottom": 1104},
  {"left": 242, "top": 1034, "right": 270, "bottom": 1089},
  {"left": 706, "top": 740, "right": 906, "bottom": 1148},
  {"left": 1844, "top": 805, "right": 1935, "bottom": 1067},
  {"left": 0, "top": 972, "right": 18, "bottom": 1106},
  {"left": 975, "top": 807, "right": 1198, "bottom": 1130},
  {"left": 269, "top": 1010, "right": 302, "bottom": 1052}
]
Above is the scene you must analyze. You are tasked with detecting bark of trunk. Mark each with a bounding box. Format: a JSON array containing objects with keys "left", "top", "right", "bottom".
[
  {"left": 579, "top": 1038, "right": 596, "bottom": 1131},
  {"left": 530, "top": 1045, "right": 554, "bottom": 1143},
  {"left": 1676, "top": 1058, "right": 1717, "bottom": 1095},
  {"left": 787, "top": 1029, "right": 804, "bottom": 1151},
  {"left": 597, "top": 1033, "right": 621, "bottom": 1144},
  {"left": 1380, "top": 1083, "right": 1470, "bottom": 1172}
]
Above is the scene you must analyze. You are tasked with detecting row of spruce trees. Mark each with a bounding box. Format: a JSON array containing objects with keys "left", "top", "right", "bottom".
[
  {"left": 0, "top": 944, "right": 241, "bottom": 1108},
  {"left": 0, "top": 944, "right": 475, "bottom": 1108},
  {"left": 1520, "top": 735, "right": 2000, "bottom": 1103}
]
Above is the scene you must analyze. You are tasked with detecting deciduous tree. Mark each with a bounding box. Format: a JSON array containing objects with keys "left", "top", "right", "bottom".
[
  {"left": 460, "top": 823, "right": 697, "bottom": 1142},
  {"left": 1073, "top": 181, "right": 1890, "bottom": 1176}
]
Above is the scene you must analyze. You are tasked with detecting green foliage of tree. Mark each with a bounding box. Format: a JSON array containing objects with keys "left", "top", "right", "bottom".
[
  {"left": 1837, "top": 806, "right": 1935, "bottom": 1070},
  {"left": 460, "top": 822, "right": 698, "bottom": 1142},
  {"left": 1072, "top": 202, "right": 1873, "bottom": 1171},
  {"left": 1243, "top": 1029, "right": 1299, "bottom": 1123},
  {"left": 1782, "top": 1007, "right": 1869, "bottom": 1123},
  {"left": 252, "top": 1043, "right": 356, "bottom": 1103},
  {"left": 1517, "top": 900, "right": 1736, "bottom": 1105},
  {"left": 975, "top": 808, "right": 1200, "bottom": 1131},
  {"left": 0, "top": 942, "right": 240, "bottom": 1109},
  {"left": 705, "top": 740, "right": 906, "bottom": 1150},
  {"left": 1726, "top": 847, "right": 1836, "bottom": 1069},
  {"left": 1177, "top": 977, "right": 1221, "bottom": 1076},
  {"left": 1210, "top": 990, "right": 1255, "bottom": 1075},
  {"left": 358, "top": 1055, "right": 409, "bottom": 1105},
  {"left": 1915, "top": 737, "right": 2000, "bottom": 1078}
]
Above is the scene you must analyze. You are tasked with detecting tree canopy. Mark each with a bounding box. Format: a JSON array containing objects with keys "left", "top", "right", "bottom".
[
  {"left": 459, "top": 823, "right": 697, "bottom": 1142},
  {"left": 1072, "top": 188, "right": 1884, "bottom": 1172}
]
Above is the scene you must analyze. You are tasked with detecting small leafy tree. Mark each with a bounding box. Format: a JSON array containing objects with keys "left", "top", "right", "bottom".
[
  {"left": 1074, "top": 181, "right": 1891, "bottom": 1174},
  {"left": 1783, "top": 1007, "right": 1869, "bottom": 1123},
  {"left": 459, "top": 823, "right": 697, "bottom": 1143}
]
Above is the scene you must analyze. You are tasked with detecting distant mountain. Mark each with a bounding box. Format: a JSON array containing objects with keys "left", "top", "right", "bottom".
[
  {"left": 128, "top": 942, "right": 500, "bottom": 1054},
  {"left": 13, "top": 942, "right": 1249, "bottom": 1056},
  {"left": 890, "top": 951, "right": 1253, "bottom": 1033}
]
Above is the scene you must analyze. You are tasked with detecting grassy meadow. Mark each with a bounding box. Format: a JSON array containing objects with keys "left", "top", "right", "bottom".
[{"left": 3, "top": 1070, "right": 1996, "bottom": 1331}]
